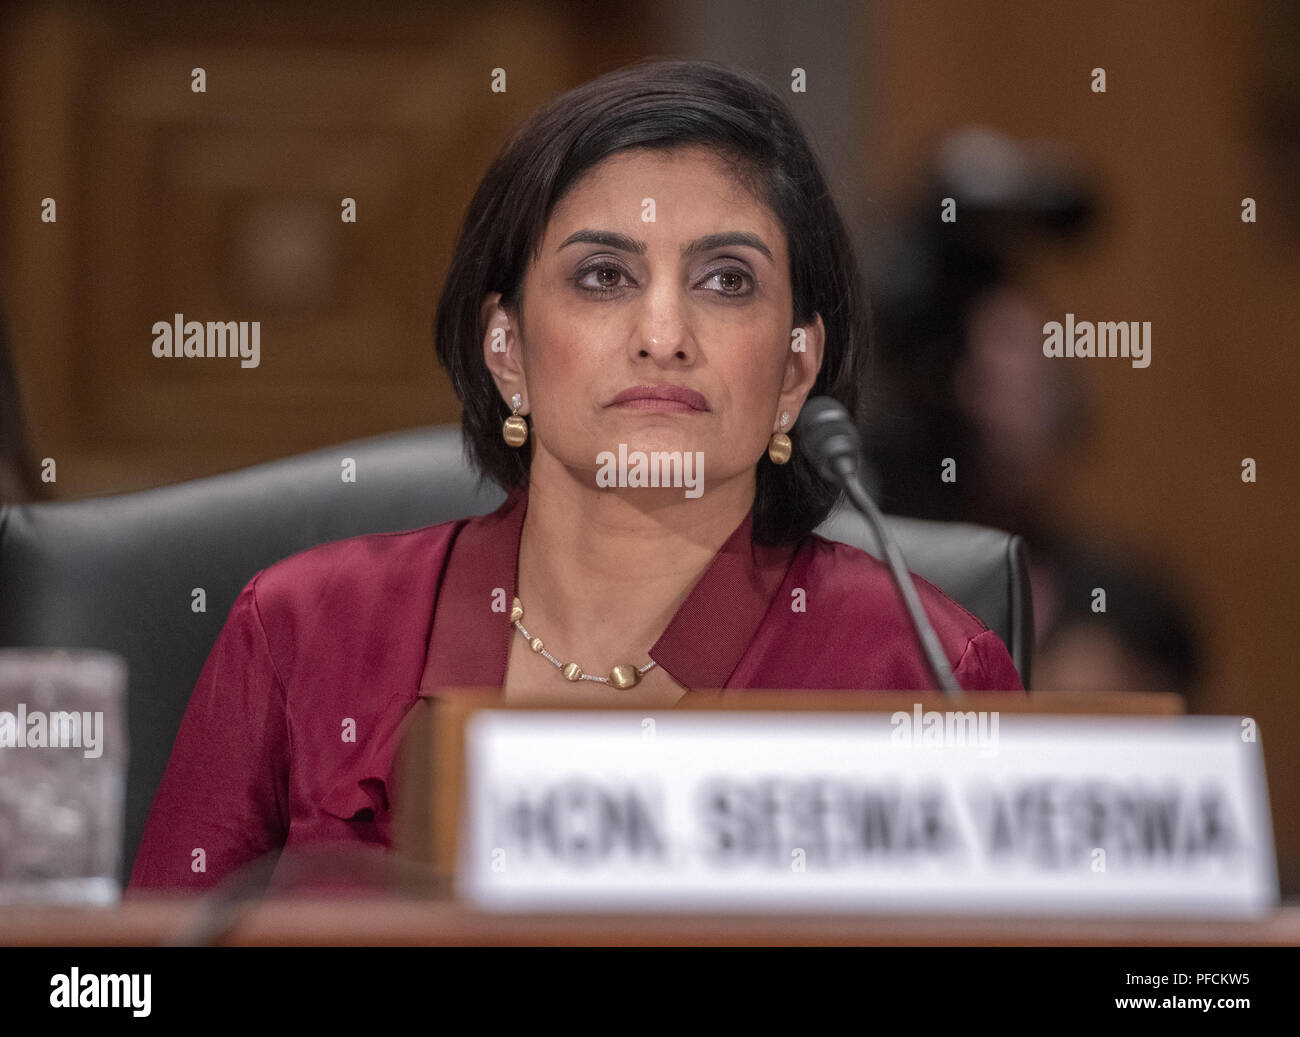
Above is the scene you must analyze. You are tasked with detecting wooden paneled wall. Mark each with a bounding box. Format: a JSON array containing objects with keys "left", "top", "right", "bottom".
[{"left": 0, "top": 1, "right": 650, "bottom": 496}]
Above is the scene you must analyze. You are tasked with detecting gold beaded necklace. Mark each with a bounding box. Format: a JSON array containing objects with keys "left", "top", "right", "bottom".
[{"left": 510, "top": 596, "right": 656, "bottom": 689}]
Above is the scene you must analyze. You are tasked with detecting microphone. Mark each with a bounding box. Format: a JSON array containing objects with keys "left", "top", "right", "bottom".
[{"left": 798, "top": 396, "right": 963, "bottom": 697}]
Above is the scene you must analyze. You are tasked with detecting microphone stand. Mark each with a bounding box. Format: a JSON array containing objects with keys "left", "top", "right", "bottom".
[{"left": 825, "top": 452, "right": 964, "bottom": 699}]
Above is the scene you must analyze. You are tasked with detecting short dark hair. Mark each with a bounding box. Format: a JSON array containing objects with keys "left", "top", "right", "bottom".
[{"left": 435, "top": 57, "right": 872, "bottom": 544}]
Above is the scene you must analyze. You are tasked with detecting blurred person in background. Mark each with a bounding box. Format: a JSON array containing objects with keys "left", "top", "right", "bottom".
[
  {"left": 861, "top": 127, "right": 1201, "bottom": 697},
  {"left": 1031, "top": 545, "right": 1200, "bottom": 696}
]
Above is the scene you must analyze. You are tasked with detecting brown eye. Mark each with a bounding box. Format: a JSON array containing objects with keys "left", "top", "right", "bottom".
[
  {"left": 703, "top": 267, "right": 754, "bottom": 296},
  {"left": 575, "top": 262, "right": 631, "bottom": 295}
]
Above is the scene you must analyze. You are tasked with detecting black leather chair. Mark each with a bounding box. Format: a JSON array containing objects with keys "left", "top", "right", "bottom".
[{"left": 0, "top": 424, "right": 1032, "bottom": 883}]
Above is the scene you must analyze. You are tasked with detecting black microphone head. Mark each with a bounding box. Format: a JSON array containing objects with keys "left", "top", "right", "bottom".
[{"left": 797, "top": 396, "right": 862, "bottom": 479}]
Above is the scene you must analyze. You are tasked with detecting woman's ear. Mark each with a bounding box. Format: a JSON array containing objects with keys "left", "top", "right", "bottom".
[
  {"left": 481, "top": 292, "right": 527, "bottom": 411},
  {"left": 779, "top": 312, "right": 826, "bottom": 417}
]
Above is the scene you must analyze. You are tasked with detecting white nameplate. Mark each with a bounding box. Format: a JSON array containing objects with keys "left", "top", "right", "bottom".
[{"left": 456, "top": 710, "right": 1278, "bottom": 917}]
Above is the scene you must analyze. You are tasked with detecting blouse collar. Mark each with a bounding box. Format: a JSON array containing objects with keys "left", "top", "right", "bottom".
[{"left": 417, "top": 486, "right": 798, "bottom": 696}]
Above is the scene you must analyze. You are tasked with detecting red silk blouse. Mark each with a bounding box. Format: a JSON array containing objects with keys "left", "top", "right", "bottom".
[{"left": 127, "top": 488, "right": 1023, "bottom": 893}]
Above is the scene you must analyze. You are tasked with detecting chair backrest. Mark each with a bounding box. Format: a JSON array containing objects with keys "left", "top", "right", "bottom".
[{"left": 0, "top": 424, "right": 1032, "bottom": 882}]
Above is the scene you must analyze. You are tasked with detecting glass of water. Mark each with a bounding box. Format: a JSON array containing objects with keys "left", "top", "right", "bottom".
[{"left": 0, "top": 649, "right": 128, "bottom": 905}]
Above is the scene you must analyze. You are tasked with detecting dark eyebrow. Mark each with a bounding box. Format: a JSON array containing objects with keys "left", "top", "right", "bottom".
[
  {"left": 683, "top": 231, "right": 773, "bottom": 262},
  {"left": 557, "top": 229, "right": 773, "bottom": 262}
]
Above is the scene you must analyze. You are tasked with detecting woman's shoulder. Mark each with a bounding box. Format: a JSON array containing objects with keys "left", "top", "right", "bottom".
[
  {"left": 772, "top": 533, "right": 1023, "bottom": 692},
  {"left": 797, "top": 531, "right": 994, "bottom": 644},
  {"left": 247, "top": 514, "right": 473, "bottom": 624}
]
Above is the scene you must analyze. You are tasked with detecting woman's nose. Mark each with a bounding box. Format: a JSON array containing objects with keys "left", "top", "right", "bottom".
[{"left": 633, "top": 283, "right": 696, "bottom": 363}]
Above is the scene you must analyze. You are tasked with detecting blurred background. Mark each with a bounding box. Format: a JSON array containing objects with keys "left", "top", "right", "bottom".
[{"left": 1, "top": 0, "right": 1296, "bottom": 889}]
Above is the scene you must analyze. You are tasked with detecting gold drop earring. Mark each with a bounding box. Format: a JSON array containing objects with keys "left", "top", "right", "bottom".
[
  {"left": 768, "top": 411, "right": 792, "bottom": 464},
  {"left": 502, "top": 392, "right": 528, "bottom": 447}
]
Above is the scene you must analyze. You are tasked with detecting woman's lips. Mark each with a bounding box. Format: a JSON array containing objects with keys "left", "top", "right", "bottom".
[{"left": 607, "top": 385, "right": 710, "bottom": 412}]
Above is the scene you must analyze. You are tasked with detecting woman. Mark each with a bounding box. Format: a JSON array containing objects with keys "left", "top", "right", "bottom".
[{"left": 128, "top": 58, "right": 1022, "bottom": 894}]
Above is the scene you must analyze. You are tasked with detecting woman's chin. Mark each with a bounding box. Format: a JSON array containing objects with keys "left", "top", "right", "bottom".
[{"left": 595, "top": 397, "right": 713, "bottom": 438}]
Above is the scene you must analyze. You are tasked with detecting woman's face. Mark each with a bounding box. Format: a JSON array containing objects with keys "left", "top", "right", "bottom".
[{"left": 484, "top": 145, "right": 823, "bottom": 501}]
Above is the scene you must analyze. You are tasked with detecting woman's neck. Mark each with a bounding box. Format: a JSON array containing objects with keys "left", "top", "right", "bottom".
[{"left": 514, "top": 453, "right": 755, "bottom": 668}]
